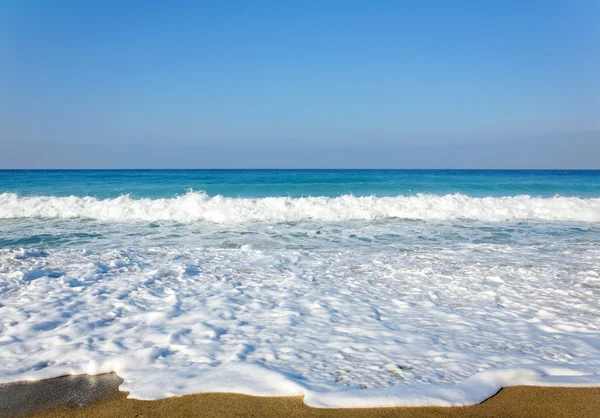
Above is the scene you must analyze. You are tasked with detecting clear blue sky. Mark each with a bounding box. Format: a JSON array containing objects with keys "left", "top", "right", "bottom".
[{"left": 0, "top": 0, "right": 598, "bottom": 168}]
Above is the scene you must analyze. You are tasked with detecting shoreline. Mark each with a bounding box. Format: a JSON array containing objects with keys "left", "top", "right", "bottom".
[{"left": 2, "top": 374, "right": 600, "bottom": 418}]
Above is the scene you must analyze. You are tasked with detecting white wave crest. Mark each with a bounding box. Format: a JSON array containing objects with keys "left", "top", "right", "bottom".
[{"left": 1, "top": 192, "right": 599, "bottom": 223}]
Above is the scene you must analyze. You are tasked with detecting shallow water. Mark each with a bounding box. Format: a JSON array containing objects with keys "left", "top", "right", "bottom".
[{"left": 1, "top": 170, "right": 599, "bottom": 406}]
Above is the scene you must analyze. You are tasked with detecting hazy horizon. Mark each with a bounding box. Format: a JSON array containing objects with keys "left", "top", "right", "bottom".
[{"left": 2, "top": 131, "right": 599, "bottom": 169}]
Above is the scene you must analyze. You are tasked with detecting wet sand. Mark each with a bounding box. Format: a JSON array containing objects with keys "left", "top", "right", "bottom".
[{"left": 2, "top": 373, "right": 600, "bottom": 418}]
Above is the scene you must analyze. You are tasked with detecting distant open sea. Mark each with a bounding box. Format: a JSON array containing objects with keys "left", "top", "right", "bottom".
[
  {"left": 1, "top": 169, "right": 600, "bottom": 406},
  {"left": 2, "top": 169, "right": 600, "bottom": 198}
]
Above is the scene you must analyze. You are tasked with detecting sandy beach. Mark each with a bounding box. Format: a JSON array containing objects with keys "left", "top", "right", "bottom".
[
  {"left": 1, "top": 373, "right": 599, "bottom": 418},
  {"left": 2, "top": 0, "right": 599, "bottom": 415}
]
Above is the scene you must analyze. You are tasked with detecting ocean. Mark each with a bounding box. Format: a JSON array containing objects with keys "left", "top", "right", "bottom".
[{"left": 1, "top": 169, "right": 599, "bottom": 406}]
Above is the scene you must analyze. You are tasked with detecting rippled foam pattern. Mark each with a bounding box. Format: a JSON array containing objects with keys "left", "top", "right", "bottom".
[{"left": 1, "top": 170, "right": 599, "bottom": 407}]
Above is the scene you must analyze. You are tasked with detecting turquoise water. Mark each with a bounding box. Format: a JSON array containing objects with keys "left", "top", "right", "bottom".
[
  {"left": 1, "top": 167, "right": 599, "bottom": 250},
  {"left": 1, "top": 169, "right": 600, "bottom": 398},
  {"left": 1, "top": 169, "right": 599, "bottom": 198}
]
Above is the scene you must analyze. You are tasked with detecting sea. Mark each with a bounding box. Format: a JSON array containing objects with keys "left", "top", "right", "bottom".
[{"left": 1, "top": 169, "right": 599, "bottom": 407}]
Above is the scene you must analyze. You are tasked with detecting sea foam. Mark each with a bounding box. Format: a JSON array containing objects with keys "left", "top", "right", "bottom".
[
  {"left": 1, "top": 191, "right": 599, "bottom": 223},
  {"left": 1, "top": 243, "right": 600, "bottom": 406}
]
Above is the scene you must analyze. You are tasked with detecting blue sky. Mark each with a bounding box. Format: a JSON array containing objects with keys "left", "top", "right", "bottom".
[{"left": 0, "top": 0, "right": 598, "bottom": 168}]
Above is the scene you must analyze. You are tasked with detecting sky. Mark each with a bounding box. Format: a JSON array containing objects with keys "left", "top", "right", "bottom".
[{"left": 0, "top": 0, "right": 598, "bottom": 168}]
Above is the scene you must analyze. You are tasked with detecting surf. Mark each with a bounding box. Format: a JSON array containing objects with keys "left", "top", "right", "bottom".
[{"left": 1, "top": 191, "right": 599, "bottom": 223}]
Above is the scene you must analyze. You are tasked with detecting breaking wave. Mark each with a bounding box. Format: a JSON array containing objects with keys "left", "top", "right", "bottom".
[{"left": 1, "top": 191, "right": 599, "bottom": 223}]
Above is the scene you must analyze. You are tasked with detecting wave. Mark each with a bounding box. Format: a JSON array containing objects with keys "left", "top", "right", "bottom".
[{"left": 1, "top": 191, "right": 599, "bottom": 223}]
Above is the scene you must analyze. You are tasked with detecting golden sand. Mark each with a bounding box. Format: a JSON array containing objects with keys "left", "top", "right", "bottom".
[{"left": 2, "top": 374, "right": 600, "bottom": 418}]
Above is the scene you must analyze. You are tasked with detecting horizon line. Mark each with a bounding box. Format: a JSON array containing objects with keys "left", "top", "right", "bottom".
[{"left": 1, "top": 168, "right": 599, "bottom": 171}]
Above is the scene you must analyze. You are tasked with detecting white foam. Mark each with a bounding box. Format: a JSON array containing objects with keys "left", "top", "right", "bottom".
[
  {"left": 1, "top": 240, "right": 600, "bottom": 407},
  {"left": 1, "top": 191, "right": 599, "bottom": 223},
  {"left": 308, "top": 367, "right": 600, "bottom": 408}
]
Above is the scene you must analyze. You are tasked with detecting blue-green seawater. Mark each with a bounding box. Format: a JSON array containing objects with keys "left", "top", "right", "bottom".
[{"left": 1, "top": 169, "right": 599, "bottom": 198}]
